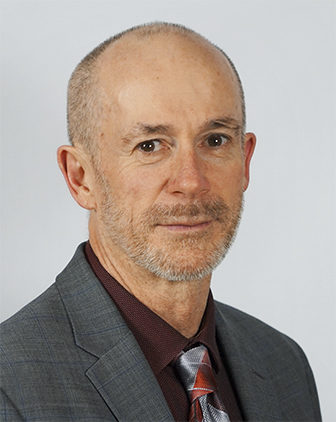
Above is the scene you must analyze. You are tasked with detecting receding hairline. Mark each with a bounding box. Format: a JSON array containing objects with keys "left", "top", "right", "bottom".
[
  {"left": 80, "top": 22, "right": 221, "bottom": 64},
  {"left": 67, "top": 22, "right": 246, "bottom": 153},
  {"left": 76, "top": 22, "right": 243, "bottom": 79}
]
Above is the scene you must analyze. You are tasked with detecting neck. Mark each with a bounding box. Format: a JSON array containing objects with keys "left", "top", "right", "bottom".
[{"left": 89, "top": 232, "right": 211, "bottom": 339}]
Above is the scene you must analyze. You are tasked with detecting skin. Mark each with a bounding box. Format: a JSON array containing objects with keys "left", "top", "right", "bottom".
[{"left": 58, "top": 32, "right": 256, "bottom": 338}]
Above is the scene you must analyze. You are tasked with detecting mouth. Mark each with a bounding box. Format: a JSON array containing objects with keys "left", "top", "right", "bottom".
[{"left": 157, "top": 220, "right": 212, "bottom": 233}]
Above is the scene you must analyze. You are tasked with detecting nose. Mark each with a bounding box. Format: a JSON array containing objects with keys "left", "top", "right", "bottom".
[{"left": 166, "top": 149, "right": 211, "bottom": 199}]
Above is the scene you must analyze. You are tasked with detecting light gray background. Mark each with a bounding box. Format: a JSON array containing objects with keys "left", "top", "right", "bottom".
[{"left": 1, "top": 0, "right": 335, "bottom": 420}]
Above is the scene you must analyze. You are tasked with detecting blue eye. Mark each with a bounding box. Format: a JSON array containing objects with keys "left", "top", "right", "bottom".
[
  {"left": 206, "top": 134, "right": 227, "bottom": 147},
  {"left": 138, "top": 140, "right": 161, "bottom": 152}
]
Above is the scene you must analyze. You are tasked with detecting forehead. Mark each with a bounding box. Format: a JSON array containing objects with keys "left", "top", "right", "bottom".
[{"left": 96, "top": 32, "right": 242, "bottom": 129}]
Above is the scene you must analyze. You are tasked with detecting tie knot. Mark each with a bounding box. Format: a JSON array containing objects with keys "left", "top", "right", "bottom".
[
  {"left": 176, "top": 345, "right": 230, "bottom": 421},
  {"left": 175, "top": 344, "right": 217, "bottom": 401}
]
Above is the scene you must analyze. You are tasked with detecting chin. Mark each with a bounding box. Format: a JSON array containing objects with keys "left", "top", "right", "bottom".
[{"left": 135, "top": 243, "right": 229, "bottom": 282}]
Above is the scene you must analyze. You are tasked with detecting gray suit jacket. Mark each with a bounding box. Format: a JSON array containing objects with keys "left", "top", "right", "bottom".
[{"left": 0, "top": 244, "right": 321, "bottom": 421}]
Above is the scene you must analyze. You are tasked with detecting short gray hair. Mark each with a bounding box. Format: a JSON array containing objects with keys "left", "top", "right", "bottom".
[{"left": 67, "top": 22, "right": 246, "bottom": 155}]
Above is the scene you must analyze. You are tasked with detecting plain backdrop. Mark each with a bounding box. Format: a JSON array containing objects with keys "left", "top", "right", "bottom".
[{"left": 1, "top": 0, "right": 335, "bottom": 420}]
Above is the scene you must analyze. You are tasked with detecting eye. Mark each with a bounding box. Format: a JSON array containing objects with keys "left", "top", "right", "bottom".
[
  {"left": 138, "top": 139, "right": 161, "bottom": 152},
  {"left": 205, "top": 133, "right": 228, "bottom": 147}
]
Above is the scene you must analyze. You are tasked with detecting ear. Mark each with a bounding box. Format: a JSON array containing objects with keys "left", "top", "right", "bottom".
[
  {"left": 243, "top": 132, "right": 256, "bottom": 191},
  {"left": 57, "top": 145, "right": 96, "bottom": 210}
]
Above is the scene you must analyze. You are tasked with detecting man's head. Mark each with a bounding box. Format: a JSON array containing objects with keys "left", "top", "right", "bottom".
[
  {"left": 58, "top": 22, "right": 256, "bottom": 281},
  {"left": 67, "top": 22, "right": 246, "bottom": 157}
]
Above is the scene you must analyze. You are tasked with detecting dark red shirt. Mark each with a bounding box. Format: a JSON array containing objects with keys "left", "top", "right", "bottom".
[{"left": 85, "top": 242, "right": 243, "bottom": 422}]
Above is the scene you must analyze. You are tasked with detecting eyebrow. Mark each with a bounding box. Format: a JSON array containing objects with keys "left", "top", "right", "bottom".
[
  {"left": 121, "top": 117, "right": 243, "bottom": 145},
  {"left": 121, "top": 123, "right": 173, "bottom": 145},
  {"left": 200, "top": 117, "right": 243, "bottom": 135}
]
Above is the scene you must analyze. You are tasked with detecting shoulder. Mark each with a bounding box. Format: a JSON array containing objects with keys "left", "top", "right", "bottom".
[
  {"left": 214, "top": 300, "right": 304, "bottom": 357},
  {"left": 0, "top": 279, "right": 71, "bottom": 355},
  {"left": 0, "top": 243, "right": 89, "bottom": 353},
  {"left": 0, "top": 244, "right": 115, "bottom": 421},
  {"left": 214, "top": 301, "right": 321, "bottom": 421},
  {"left": 214, "top": 300, "right": 318, "bottom": 399},
  {"left": 215, "top": 300, "right": 292, "bottom": 341},
  {"left": 214, "top": 300, "right": 275, "bottom": 331}
]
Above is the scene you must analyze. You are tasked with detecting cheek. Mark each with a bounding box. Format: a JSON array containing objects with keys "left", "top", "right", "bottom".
[
  {"left": 210, "top": 162, "right": 245, "bottom": 199},
  {"left": 118, "top": 168, "right": 165, "bottom": 205}
]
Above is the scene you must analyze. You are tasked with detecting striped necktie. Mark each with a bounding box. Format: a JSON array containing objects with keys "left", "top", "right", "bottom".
[{"left": 175, "top": 344, "right": 230, "bottom": 422}]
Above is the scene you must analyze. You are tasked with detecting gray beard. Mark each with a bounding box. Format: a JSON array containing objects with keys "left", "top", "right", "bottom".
[
  {"left": 98, "top": 176, "right": 244, "bottom": 281},
  {"left": 128, "top": 201, "right": 243, "bottom": 281}
]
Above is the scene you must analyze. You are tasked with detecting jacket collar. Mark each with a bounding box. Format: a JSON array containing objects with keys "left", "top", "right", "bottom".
[
  {"left": 56, "top": 243, "right": 174, "bottom": 422},
  {"left": 214, "top": 302, "right": 282, "bottom": 421}
]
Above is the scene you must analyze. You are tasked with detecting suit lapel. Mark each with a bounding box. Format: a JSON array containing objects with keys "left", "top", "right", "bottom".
[
  {"left": 215, "top": 304, "right": 282, "bottom": 421},
  {"left": 56, "top": 244, "right": 174, "bottom": 422},
  {"left": 86, "top": 330, "right": 173, "bottom": 422}
]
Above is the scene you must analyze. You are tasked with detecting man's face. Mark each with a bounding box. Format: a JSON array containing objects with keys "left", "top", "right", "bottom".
[{"left": 90, "top": 34, "right": 254, "bottom": 281}]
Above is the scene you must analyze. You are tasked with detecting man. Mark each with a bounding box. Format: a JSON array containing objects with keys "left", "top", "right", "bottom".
[{"left": 0, "top": 22, "right": 321, "bottom": 421}]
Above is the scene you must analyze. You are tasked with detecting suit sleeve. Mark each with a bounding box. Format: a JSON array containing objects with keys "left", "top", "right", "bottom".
[{"left": 295, "top": 342, "right": 322, "bottom": 421}]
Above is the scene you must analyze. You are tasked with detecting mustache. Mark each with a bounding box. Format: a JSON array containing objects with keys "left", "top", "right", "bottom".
[{"left": 141, "top": 198, "right": 231, "bottom": 225}]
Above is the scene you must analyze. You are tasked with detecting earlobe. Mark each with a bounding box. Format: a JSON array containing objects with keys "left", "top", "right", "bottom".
[
  {"left": 57, "top": 145, "right": 96, "bottom": 210},
  {"left": 243, "top": 132, "right": 256, "bottom": 191}
]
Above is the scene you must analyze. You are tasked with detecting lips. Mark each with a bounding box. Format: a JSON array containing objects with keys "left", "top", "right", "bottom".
[
  {"left": 160, "top": 220, "right": 211, "bottom": 226},
  {"left": 157, "top": 220, "right": 212, "bottom": 232}
]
